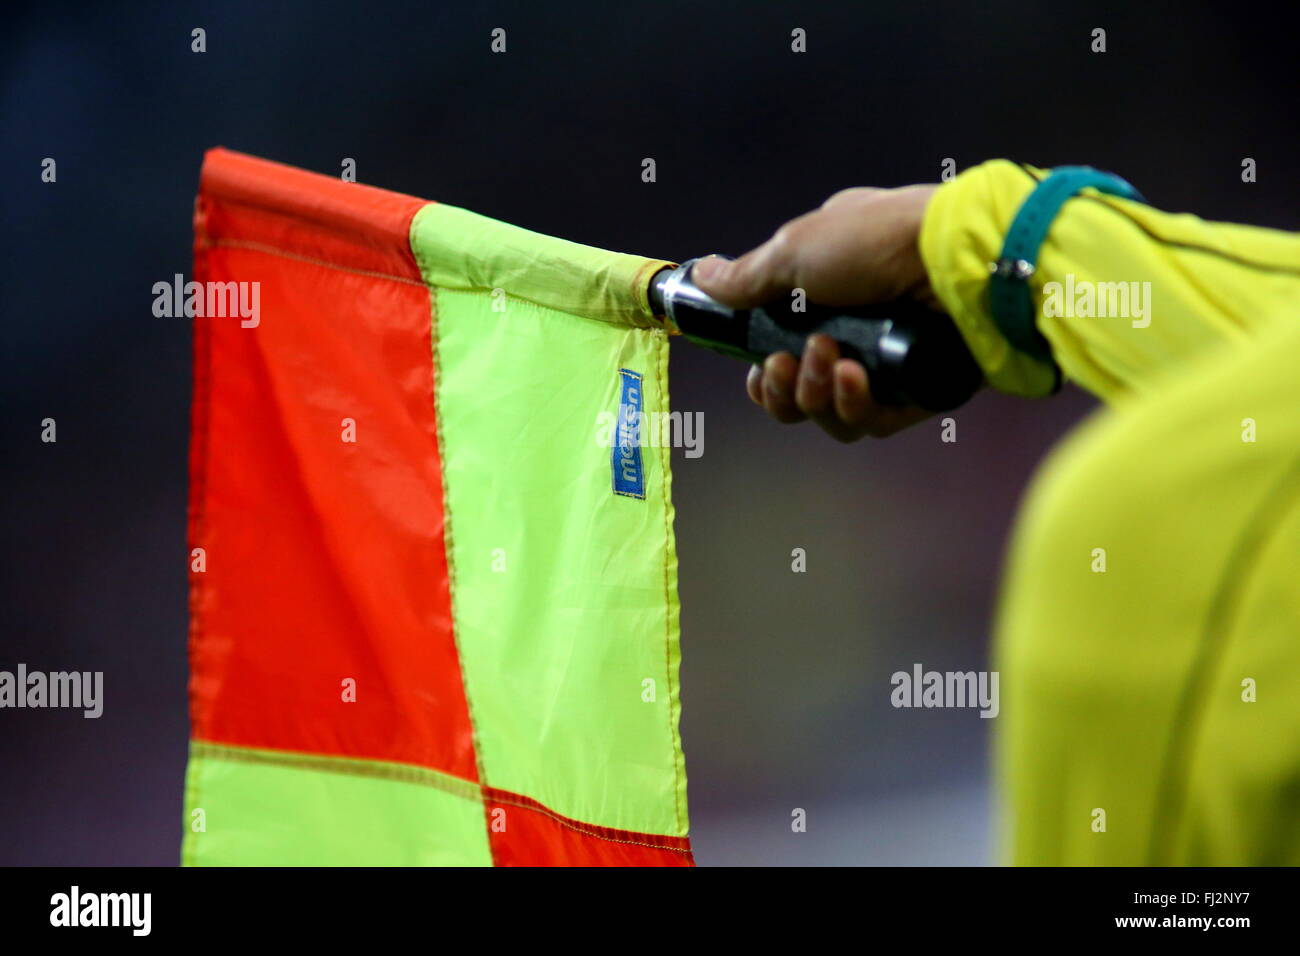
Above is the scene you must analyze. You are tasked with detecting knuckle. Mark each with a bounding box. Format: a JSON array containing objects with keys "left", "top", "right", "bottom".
[
  {"left": 768, "top": 223, "right": 798, "bottom": 252},
  {"left": 820, "top": 186, "right": 879, "bottom": 210},
  {"left": 771, "top": 211, "right": 817, "bottom": 249}
]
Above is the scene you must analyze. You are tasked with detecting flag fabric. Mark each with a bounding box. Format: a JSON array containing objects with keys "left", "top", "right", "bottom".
[{"left": 182, "top": 148, "right": 691, "bottom": 866}]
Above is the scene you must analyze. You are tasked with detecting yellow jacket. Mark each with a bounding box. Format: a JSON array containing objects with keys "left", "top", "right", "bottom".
[{"left": 919, "top": 161, "right": 1300, "bottom": 865}]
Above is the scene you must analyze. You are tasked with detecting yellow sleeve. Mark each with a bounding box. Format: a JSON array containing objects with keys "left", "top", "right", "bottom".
[{"left": 918, "top": 159, "right": 1300, "bottom": 402}]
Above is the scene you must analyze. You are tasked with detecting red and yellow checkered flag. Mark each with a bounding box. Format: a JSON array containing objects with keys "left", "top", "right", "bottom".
[{"left": 183, "top": 149, "right": 690, "bottom": 866}]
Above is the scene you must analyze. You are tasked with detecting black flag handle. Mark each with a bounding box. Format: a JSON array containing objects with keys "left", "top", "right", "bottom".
[{"left": 650, "top": 258, "right": 983, "bottom": 413}]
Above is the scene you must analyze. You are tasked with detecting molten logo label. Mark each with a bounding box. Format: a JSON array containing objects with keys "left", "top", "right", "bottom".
[{"left": 612, "top": 368, "right": 645, "bottom": 499}]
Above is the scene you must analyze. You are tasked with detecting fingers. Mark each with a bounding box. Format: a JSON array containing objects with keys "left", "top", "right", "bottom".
[
  {"left": 831, "top": 358, "right": 872, "bottom": 432},
  {"left": 691, "top": 224, "right": 802, "bottom": 309},
  {"left": 744, "top": 336, "right": 933, "bottom": 441},
  {"left": 793, "top": 336, "right": 870, "bottom": 443},
  {"left": 745, "top": 341, "right": 840, "bottom": 429},
  {"left": 793, "top": 334, "right": 838, "bottom": 423},
  {"left": 758, "top": 351, "right": 806, "bottom": 423}
]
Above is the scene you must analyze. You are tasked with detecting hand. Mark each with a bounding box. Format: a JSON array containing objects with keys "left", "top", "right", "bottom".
[{"left": 692, "top": 185, "right": 943, "bottom": 441}]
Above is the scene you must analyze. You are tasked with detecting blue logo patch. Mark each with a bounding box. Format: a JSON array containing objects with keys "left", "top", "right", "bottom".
[{"left": 612, "top": 368, "right": 645, "bottom": 499}]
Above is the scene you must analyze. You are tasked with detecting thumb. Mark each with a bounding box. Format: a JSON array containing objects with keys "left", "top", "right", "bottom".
[{"left": 691, "top": 239, "right": 797, "bottom": 309}]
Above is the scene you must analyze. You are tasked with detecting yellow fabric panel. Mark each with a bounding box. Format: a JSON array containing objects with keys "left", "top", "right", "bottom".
[
  {"left": 409, "top": 201, "right": 689, "bottom": 837},
  {"left": 411, "top": 203, "right": 673, "bottom": 330},
  {"left": 182, "top": 742, "right": 492, "bottom": 866},
  {"left": 427, "top": 287, "right": 688, "bottom": 836}
]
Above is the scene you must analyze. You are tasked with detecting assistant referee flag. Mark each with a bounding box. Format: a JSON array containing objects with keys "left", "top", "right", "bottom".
[{"left": 182, "top": 149, "right": 691, "bottom": 866}]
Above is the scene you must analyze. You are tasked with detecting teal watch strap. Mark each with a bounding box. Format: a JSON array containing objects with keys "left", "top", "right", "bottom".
[{"left": 989, "top": 166, "right": 1146, "bottom": 380}]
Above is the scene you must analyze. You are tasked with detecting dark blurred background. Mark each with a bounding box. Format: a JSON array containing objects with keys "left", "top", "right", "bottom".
[{"left": 1, "top": 0, "right": 1295, "bottom": 865}]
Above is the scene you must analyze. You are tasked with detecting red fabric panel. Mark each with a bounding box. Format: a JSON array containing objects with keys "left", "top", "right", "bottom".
[
  {"left": 484, "top": 789, "right": 695, "bottom": 867},
  {"left": 197, "top": 147, "right": 426, "bottom": 282},
  {"left": 188, "top": 148, "right": 478, "bottom": 782}
]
